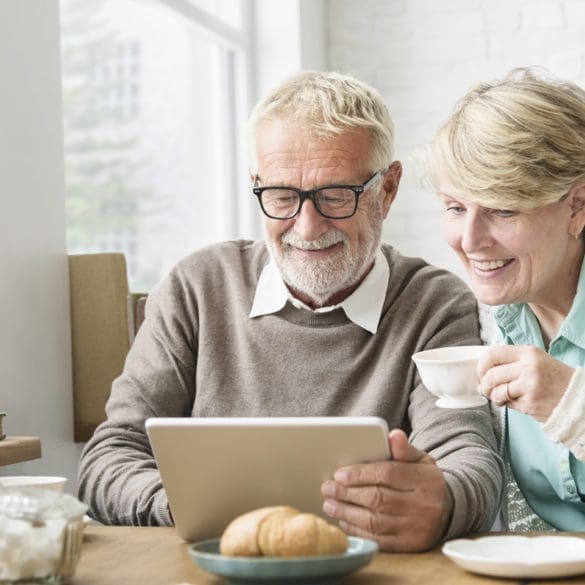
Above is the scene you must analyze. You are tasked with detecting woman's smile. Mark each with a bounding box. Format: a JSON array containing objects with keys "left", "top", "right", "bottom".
[{"left": 469, "top": 257, "right": 515, "bottom": 277}]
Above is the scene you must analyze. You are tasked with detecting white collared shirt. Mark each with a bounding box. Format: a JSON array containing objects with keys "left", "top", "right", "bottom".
[{"left": 249, "top": 249, "right": 389, "bottom": 334}]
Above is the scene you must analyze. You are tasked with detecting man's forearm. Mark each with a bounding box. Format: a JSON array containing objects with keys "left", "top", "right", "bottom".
[{"left": 78, "top": 424, "right": 172, "bottom": 526}]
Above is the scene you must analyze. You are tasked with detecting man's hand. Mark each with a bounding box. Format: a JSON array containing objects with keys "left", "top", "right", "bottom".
[
  {"left": 320, "top": 429, "right": 452, "bottom": 552},
  {"left": 477, "top": 345, "right": 574, "bottom": 421}
]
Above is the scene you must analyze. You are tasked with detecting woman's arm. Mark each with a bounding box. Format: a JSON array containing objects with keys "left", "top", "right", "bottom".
[{"left": 541, "top": 367, "right": 585, "bottom": 461}]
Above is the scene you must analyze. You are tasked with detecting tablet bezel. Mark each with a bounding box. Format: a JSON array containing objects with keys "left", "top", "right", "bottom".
[{"left": 146, "top": 416, "right": 390, "bottom": 542}]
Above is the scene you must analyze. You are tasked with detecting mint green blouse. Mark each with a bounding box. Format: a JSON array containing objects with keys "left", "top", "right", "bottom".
[{"left": 494, "top": 257, "right": 585, "bottom": 530}]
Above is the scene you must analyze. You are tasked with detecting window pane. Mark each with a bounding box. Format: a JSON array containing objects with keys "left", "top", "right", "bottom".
[
  {"left": 61, "top": 0, "right": 244, "bottom": 291},
  {"left": 187, "top": 0, "right": 243, "bottom": 29}
]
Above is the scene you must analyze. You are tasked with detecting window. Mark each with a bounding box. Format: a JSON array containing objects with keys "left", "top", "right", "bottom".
[{"left": 60, "top": 0, "right": 252, "bottom": 290}]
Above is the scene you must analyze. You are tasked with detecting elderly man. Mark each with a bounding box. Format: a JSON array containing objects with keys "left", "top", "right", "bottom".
[{"left": 79, "top": 71, "right": 503, "bottom": 552}]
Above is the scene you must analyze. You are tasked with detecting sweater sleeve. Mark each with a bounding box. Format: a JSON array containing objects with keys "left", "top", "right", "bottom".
[
  {"left": 78, "top": 268, "right": 197, "bottom": 525},
  {"left": 408, "top": 290, "right": 504, "bottom": 541},
  {"left": 541, "top": 367, "right": 585, "bottom": 461}
]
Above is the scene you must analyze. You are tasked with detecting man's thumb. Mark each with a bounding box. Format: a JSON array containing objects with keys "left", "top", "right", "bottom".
[{"left": 388, "top": 429, "right": 426, "bottom": 462}]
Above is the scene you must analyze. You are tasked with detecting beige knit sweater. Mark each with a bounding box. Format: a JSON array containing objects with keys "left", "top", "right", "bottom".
[{"left": 78, "top": 240, "right": 504, "bottom": 539}]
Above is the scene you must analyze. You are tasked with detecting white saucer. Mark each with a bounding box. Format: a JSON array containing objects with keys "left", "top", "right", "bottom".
[
  {"left": 443, "top": 535, "right": 585, "bottom": 578},
  {"left": 435, "top": 395, "right": 487, "bottom": 409}
]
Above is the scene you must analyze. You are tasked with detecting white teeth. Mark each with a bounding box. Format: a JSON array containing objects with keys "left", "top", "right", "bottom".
[{"left": 473, "top": 259, "right": 509, "bottom": 270}]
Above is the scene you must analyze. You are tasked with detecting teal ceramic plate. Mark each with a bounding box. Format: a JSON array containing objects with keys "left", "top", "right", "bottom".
[{"left": 189, "top": 536, "right": 378, "bottom": 584}]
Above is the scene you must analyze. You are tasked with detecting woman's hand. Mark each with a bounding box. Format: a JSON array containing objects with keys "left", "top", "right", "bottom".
[{"left": 477, "top": 345, "right": 574, "bottom": 421}]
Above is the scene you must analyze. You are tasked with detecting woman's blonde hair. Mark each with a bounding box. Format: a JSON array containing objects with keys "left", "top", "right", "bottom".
[
  {"left": 428, "top": 67, "right": 585, "bottom": 209},
  {"left": 247, "top": 70, "right": 394, "bottom": 174}
]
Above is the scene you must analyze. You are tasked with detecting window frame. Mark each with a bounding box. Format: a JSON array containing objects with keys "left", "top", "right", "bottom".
[{"left": 153, "top": 0, "right": 259, "bottom": 239}]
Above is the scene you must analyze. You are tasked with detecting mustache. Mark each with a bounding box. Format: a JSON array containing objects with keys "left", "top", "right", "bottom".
[{"left": 281, "top": 229, "right": 347, "bottom": 250}]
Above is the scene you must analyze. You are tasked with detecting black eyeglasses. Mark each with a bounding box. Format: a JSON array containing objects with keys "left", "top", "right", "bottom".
[{"left": 252, "top": 169, "right": 384, "bottom": 220}]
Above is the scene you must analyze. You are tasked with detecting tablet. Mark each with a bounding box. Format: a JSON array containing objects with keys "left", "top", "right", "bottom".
[{"left": 145, "top": 416, "right": 390, "bottom": 542}]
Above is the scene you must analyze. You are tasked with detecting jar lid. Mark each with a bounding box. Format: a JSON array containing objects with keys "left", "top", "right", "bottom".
[{"left": 0, "top": 488, "right": 86, "bottom": 524}]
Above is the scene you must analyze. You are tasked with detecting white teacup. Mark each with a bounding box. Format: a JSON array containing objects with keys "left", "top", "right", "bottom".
[
  {"left": 0, "top": 476, "right": 67, "bottom": 491},
  {"left": 412, "top": 345, "right": 487, "bottom": 408}
]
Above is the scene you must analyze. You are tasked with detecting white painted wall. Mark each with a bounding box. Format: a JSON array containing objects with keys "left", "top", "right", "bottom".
[
  {"left": 328, "top": 0, "right": 585, "bottom": 280},
  {"left": 0, "top": 0, "right": 82, "bottom": 490},
  {"left": 253, "top": 0, "right": 326, "bottom": 99}
]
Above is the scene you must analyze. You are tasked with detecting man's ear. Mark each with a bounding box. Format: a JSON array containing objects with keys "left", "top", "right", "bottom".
[
  {"left": 568, "top": 182, "right": 585, "bottom": 238},
  {"left": 381, "top": 161, "right": 402, "bottom": 216}
]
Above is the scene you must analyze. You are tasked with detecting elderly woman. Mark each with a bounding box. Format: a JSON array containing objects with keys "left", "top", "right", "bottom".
[{"left": 427, "top": 68, "right": 585, "bottom": 531}]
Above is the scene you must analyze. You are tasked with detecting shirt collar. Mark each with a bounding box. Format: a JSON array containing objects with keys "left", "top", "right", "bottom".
[
  {"left": 558, "top": 253, "right": 585, "bottom": 348},
  {"left": 249, "top": 249, "right": 389, "bottom": 334}
]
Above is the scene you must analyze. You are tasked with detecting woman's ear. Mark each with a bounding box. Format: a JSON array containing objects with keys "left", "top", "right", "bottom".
[{"left": 568, "top": 182, "right": 585, "bottom": 238}]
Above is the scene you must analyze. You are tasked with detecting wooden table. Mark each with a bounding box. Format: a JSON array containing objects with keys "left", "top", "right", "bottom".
[
  {"left": 72, "top": 526, "right": 585, "bottom": 584},
  {"left": 0, "top": 436, "right": 41, "bottom": 466}
]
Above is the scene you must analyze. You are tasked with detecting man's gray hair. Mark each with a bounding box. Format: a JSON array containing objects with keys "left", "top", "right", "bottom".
[{"left": 247, "top": 70, "right": 394, "bottom": 174}]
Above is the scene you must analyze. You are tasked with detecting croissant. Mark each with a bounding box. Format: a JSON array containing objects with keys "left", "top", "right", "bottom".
[{"left": 219, "top": 506, "right": 349, "bottom": 557}]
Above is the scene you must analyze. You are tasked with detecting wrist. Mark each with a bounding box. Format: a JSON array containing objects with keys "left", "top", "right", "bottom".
[{"left": 438, "top": 483, "right": 454, "bottom": 542}]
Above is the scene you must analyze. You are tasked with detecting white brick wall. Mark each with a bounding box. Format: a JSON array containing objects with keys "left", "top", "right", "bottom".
[{"left": 327, "top": 0, "right": 585, "bottom": 281}]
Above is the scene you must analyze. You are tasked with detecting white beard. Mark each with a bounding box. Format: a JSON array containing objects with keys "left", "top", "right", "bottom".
[{"left": 266, "top": 202, "right": 384, "bottom": 306}]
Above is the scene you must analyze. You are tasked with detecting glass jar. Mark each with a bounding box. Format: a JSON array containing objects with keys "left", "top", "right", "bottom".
[{"left": 0, "top": 488, "right": 87, "bottom": 583}]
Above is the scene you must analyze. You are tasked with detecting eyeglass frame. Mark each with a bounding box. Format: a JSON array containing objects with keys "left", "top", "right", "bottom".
[{"left": 252, "top": 168, "right": 385, "bottom": 220}]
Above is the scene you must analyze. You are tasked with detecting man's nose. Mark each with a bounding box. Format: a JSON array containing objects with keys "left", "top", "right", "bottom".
[{"left": 293, "top": 198, "right": 330, "bottom": 241}]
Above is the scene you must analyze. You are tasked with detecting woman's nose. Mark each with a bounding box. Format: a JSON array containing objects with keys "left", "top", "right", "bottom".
[{"left": 461, "top": 213, "right": 492, "bottom": 252}]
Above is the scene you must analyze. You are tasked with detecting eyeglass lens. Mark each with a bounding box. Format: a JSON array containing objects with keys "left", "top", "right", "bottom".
[{"left": 261, "top": 188, "right": 357, "bottom": 219}]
